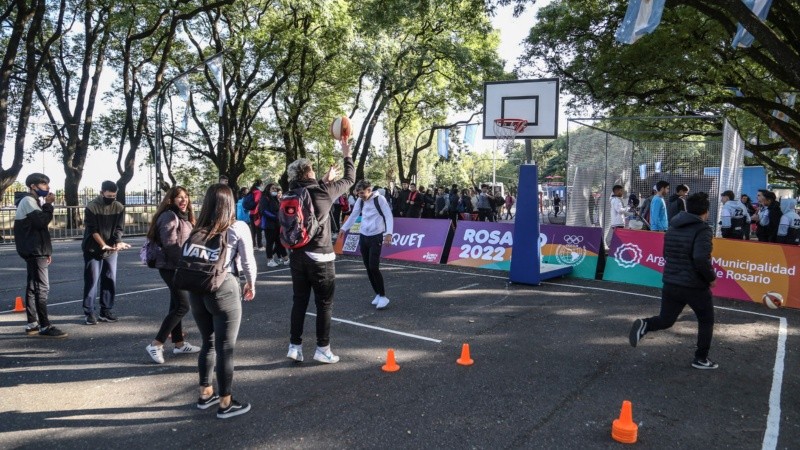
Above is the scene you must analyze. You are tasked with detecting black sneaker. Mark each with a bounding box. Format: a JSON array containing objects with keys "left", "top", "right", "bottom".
[
  {"left": 197, "top": 393, "right": 220, "bottom": 410},
  {"left": 629, "top": 318, "right": 647, "bottom": 347},
  {"left": 25, "top": 324, "right": 40, "bottom": 336},
  {"left": 98, "top": 311, "right": 118, "bottom": 322},
  {"left": 691, "top": 358, "right": 719, "bottom": 370},
  {"left": 85, "top": 314, "right": 98, "bottom": 325},
  {"left": 216, "top": 400, "right": 251, "bottom": 419},
  {"left": 38, "top": 326, "right": 68, "bottom": 339}
]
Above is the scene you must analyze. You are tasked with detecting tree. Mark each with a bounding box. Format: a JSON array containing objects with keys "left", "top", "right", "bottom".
[{"left": 518, "top": 0, "right": 800, "bottom": 183}]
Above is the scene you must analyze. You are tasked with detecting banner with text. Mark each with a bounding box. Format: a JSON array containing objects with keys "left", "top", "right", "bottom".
[
  {"left": 603, "top": 229, "right": 800, "bottom": 309},
  {"left": 447, "top": 222, "right": 515, "bottom": 270},
  {"left": 334, "top": 218, "right": 451, "bottom": 264},
  {"left": 540, "top": 225, "right": 604, "bottom": 279}
]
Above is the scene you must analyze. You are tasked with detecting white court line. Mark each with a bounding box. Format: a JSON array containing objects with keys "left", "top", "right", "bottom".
[
  {"left": 359, "top": 260, "right": 788, "bottom": 449},
  {"left": 306, "top": 313, "right": 441, "bottom": 343},
  {"left": 454, "top": 283, "right": 480, "bottom": 291}
]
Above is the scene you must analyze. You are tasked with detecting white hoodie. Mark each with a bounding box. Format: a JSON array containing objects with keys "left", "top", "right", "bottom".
[{"left": 341, "top": 192, "right": 394, "bottom": 238}]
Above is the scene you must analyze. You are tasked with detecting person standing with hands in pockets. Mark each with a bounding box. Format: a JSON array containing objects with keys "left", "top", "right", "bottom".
[{"left": 339, "top": 179, "right": 394, "bottom": 309}]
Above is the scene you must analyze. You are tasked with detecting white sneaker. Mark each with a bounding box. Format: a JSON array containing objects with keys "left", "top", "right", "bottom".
[
  {"left": 173, "top": 341, "right": 201, "bottom": 354},
  {"left": 371, "top": 295, "right": 380, "bottom": 305},
  {"left": 282, "top": 257, "right": 290, "bottom": 265},
  {"left": 376, "top": 296, "right": 390, "bottom": 310},
  {"left": 287, "top": 344, "right": 304, "bottom": 362},
  {"left": 313, "top": 346, "right": 339, "bottom": 364},
  {"left": 267, "top": 259, "right": 279, "bottom": 268},
  {"left": 146, "top": 344, "right": 165, "bottom": 364}
]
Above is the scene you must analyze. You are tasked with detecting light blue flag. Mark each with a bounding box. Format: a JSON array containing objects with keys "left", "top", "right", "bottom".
[
  {"left": 732, "top": 0, "right": 773, "bottom": 48},
  {"left": 437, "top": 129, "right": 449, "bottom": 159},
  {"left": 463, "top": 124, "right": 478, "bottom": 147},
  {"left": 615, "top": 0, "right": 666, "bottom": 45}
]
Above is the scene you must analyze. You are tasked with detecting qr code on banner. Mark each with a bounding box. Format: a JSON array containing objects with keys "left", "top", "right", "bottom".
[{"left": 342, "top": 234, "right": 361, "bottom": 253}]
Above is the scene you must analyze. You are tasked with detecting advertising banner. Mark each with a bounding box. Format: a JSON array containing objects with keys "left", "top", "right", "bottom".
[
  {"left": 540, "top": 225, "right": 604, "bottom": 279},
  {"left": 447, "top": 222, "right": 514, "bottom": 270},
  {"left": 603, "top": 228, "right": 800, "bottom": 309},
  {"left": 333, "top": 218, "right": 450, "bottom": 264}
]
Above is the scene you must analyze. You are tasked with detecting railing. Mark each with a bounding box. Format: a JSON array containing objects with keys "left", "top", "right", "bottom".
[{"left": 0, "top": 205, "right": 158, "bottom": 244}]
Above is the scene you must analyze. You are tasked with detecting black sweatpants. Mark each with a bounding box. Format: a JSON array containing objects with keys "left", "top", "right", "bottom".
[
  {"left": 289, "top": 251, "right": 335, "bottom": 347},
  {"left": 358, "top": 234, "right": 385, "bottom": 296},
  {"left": 264, "top": 227, "right": 287, "bottom": 260},
  {"left": 189, "top": 274, "right": 242, "bottom": 397},
  {"left": 645, "top": 283, "right": 715, "bottom": 360},
  {"left": 155, "top": 269, "right": 191, "bottom": 344},
  {"left": 25, "top": 257, "right": 51, "bottom": 327}
]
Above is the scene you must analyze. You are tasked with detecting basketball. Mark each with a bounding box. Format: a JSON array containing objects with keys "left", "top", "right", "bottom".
[
  {"left": 762, "top": 291, "right": 783, "bottom": 309},
  {"left": 330, "top": 116, "right": 351, "bottom": 141}
]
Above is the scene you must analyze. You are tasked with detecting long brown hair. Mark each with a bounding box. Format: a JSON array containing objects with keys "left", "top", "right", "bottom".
[
  {"left": 146, "top": 186, "right": 196, "bottom": 240},
  {"left": 194, "top": 183, "right": 236, "bottom": 237}
]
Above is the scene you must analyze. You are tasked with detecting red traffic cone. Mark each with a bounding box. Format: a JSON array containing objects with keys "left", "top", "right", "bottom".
[
  {"left": 13, "top": 296, "right": 24, "bottom": 313},
  {"left": 611, "top": 400, "right": 638, "bottom": 444},
  {"left": 382, "top": 349, "right": 400, "bottom": 372},
  {"left": 456, "top": 343, "right": 474, "bottom": 366}
]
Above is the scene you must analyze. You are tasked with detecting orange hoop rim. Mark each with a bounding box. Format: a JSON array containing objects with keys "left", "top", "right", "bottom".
[{"left": 494, "top": 118, "right": 527, "bottom": 134}]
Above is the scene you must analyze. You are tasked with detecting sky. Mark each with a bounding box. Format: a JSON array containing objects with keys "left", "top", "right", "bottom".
[{"left": 8, "top": 1, "right": 559, "bottom": 192}]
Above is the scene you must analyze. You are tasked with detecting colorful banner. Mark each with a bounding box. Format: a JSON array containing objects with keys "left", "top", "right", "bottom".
[
  {"left": 540, "top": 225, "right": 603, "bottom": 279},
  {"left": 334, "top": 218, "right": 451, "bottom": 264},
  {"left": 603, "top": 228, "right": 800, "bottom": 309},
  {"left": 447, "top": 222, "right": 514, "bottom": 270}
]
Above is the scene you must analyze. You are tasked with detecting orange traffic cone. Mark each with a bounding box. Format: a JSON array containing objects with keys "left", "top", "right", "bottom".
[
  {"left": 382, "top": 349, "right": 400, "bottom": 372},
  {"left": 13, "top": 296, "right": 24, "bottom": 313},
  {"left": 456, "top": 343, "right": 474, "bottom": 366},
  {"left": 611, "top": 400, "right": 638, "bottom": 444}
]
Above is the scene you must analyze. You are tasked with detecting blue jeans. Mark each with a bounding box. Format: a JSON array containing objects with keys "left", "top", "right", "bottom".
[
  {"left": 83, "top": 252, "right": 118, "bottom": 315},
  {"left": 189, "top": 275, "right": 242, "bottom": 397}
]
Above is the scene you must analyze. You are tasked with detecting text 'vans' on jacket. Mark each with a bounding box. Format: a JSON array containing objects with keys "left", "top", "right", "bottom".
[
  {"left": 289, "top": 156, "right": 355, "bottom": 253},
  {"left": 82, "top": 195, "right": 125, "bottom": 259},
  {"left": 14, "top": 194, "right": 53, "bottom": 259},
  {"left": 155, "top": 208, "right": 194, "bottom": 270},
  {"left": 777, "top": 198, "right": 800, "bottom": 245},
  {"left": 662, "top": 211, "right": 716, "bottom": 289},
  {"left": 340, "top": 192, "right": 393, "bottom": 237}
]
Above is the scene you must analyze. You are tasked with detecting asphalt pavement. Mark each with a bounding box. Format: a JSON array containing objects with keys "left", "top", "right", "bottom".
[{"left": 1, "top": 238, "right": 798, "bottom": 449}]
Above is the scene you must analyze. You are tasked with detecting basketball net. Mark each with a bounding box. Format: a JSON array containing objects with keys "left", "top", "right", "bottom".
[{"left": 493, "top": 118, "right": 527, "bottom": 155}]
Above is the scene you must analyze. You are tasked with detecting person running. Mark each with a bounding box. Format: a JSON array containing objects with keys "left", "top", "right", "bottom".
[
  {"left": 14, "top": 173, "right": 67, "bottom": 338},
  {"left": 260, "top": 183, "right": 288, "bottom": 267},
  {"left": 629, "top": 192, "right": 719, "bottom": 369},
  {"left": 187, "top": 183, "right": 257, "bottom": 419},
  {"left": 285, "top": 139, "right": 355, "bottom": 364},
  {"left": 339, "top": 179, "right": 394, "bottom": 310},
  {"left": 82, "top": 181, "right": 130, "bottom": 325},
  {"left": 145, "top": 187, "right": 201, "bottom": 364}
]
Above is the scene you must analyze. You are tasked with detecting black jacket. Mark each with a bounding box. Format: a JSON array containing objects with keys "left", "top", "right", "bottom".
[
  {"left": 82, "top": 196, "right": 125, "bottom": 259},
  {"left": 259, "top": 194, "right": 281, "bottom": 230},
  {"left": 666, "top": 194, "right": 686, "bottom": 220},
  {"left": 662, "top": 212, "right": 716, "bottom": 289},
  {"left": 756, "top": 201, "right": 783, "bottom": 243},
  {"left": 289, "top": 156, "right": 355, "bottom": 253},
  {"left": 13, "top": 194, "right": 54, "bottom": 259}
]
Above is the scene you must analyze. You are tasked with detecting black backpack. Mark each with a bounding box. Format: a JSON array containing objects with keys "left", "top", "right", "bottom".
[{"left": 173, "top": 228, "right": 230, "bottom": 294}]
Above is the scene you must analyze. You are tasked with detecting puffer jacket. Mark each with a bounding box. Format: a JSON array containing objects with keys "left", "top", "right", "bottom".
[
  {"left": 662, "top": 211, "right": 716, "bottom": 289},
  {"left": 154, "top": 208, "right": 194, "bottom": 270},
  {"left": 13, "top": 194, "right": 54, "bottom": 259}
]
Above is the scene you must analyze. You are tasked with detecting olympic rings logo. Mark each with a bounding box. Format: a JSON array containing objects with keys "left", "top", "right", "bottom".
[{"left": 563, "top": 235, "right": 584, "bottom": 245}]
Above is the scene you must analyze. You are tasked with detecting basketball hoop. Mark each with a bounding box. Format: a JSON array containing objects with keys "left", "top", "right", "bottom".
[{"left": 489, "top": 118, "right": 527, "bottom": 188}]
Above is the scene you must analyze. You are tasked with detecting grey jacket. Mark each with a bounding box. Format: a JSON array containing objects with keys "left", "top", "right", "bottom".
[{"left": 154, "top": 210, "right": 194, "bottom": 270}]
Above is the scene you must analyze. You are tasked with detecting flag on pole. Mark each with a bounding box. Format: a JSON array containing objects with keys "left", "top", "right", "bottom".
[
  {"left": 463, "top": 124, "right": 478, "bottom": 147},
  {"left": 654, "top": 161, "right": 662, "bottom": 173},
  {"left": 206, "top": 55, "right": 225, "bottom": 115},
  {"left": 731, "top": 0, "right": 773, "bottom": 48},
  {"left": 615, "top": 0, "right": 667, "bottom": 45},
  {"left": 639, "top": 164, "right": 647, "bottom": 180},
  {"left": 768, "top": 93, "right": 796, "bottom": 139},
  {"left": 174, "top": 76, "right": 191, "bottom": 131},
  {"left": 437, "top": 129, "right": 450, "bottom": 159}
]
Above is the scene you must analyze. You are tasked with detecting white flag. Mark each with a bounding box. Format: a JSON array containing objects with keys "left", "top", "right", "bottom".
[
  {"left": 768, "top": 93, "right": 796, "bottom": 139},
  {"left": 174, "top": 76, "right": 191, "bottom": 131},
  {"left": 639, "top": 164, "right": 647, "bottom": 180},
  {"left": 732, "top": 0, "right": 773, "bottom": 48},
  {"left": 206, "top": 55, "right": 225, "bottom": 115},
  {"left": 615, "top": 0, "right": 666, "bottom": 45}
]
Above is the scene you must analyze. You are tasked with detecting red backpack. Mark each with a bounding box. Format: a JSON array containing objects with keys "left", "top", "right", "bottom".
[{"left": 279, "top": 187, "right": 319, "bottom": 249}]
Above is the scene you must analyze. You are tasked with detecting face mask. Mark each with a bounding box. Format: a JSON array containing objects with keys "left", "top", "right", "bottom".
[
  {"left": 271, "top": 192, "right": 278, "bottom": 197},
  {"left": 102, "top": 197, "right": 115, "bottom": 205},
  {"left": 35, "top": 189, "right": 49, "bottom": 197}
]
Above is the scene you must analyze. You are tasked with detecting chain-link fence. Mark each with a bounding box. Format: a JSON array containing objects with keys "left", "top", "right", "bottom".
[{"left": 566, "top": 117, "right": 745, "bottom": 246}]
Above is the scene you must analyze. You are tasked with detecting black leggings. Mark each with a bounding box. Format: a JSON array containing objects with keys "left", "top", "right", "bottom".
[
  {"left": 289, "top": 252, "right": 335, "bottom": 347},
  {"left": 155, "top": 269, "right": 191, "bottom": 344},
  {"left": 189, "top": 275, "right": 242, "bottom": 396},
  {"left": 359, "top": 234, "right": 385, "bottom": 296},
  {"left": 645, "top": 283, "right": 714, "bottom": 360},
  {"left": 264, "top": 227, "right": 287, "bottom": 259}
]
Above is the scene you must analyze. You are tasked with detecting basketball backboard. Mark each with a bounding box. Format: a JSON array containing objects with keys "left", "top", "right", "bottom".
[{"left": 483, "top": 79, "right": 559, "bottom": 139}]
